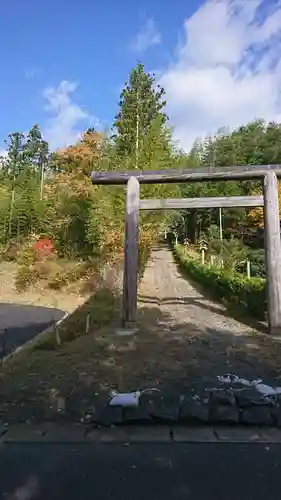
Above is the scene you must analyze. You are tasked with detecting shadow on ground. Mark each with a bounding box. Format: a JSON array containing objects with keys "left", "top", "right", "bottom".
[
  {"left": 2, "top": 442, "right": 281, "bottom": 500},
  {"left": 0, "top": 303, "right": 64, "bottom": 358},
  {"left": 138, "top": 292, "right": 268, "bottom": 334},
  {"left": 0, "top": 290, "right": 281, "bottom": 423},
  {"left": 172, "top": 252, "right": 267, "bottom": 334}
]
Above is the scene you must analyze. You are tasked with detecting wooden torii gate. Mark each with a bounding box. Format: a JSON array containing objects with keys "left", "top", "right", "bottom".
[{"left": 91, "top": 164, "right": 281, "bottom": 336}]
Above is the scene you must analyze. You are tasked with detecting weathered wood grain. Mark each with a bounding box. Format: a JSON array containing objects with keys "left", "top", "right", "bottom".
[
  {"left": 122, "top": 177, "right": 140, "bottom": 326},
  {"left": 139, "top": 196, "right": 264, "bottom": 210},
  {"left": 91, "top": 164, "right": 281, "bottom": 185},
  {"left": 263, "top": 171, "right": 281, "bottom": 335}
]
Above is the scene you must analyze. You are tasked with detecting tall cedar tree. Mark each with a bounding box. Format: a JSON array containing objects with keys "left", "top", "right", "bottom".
[
  {"left": 3, "top": 125, "right": 48, "bottom": 184},
  {"left": 3, "top": 132, "right": 26, "bottom": 181},
  {"left": 23, "top": 124, "right": 49, "bottom": 171},
  {"left": 113, "top": 62, "right": 167, "bottom": 165}
]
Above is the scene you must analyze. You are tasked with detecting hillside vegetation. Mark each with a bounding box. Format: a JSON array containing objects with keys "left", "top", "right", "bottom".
[
  {"left": 0, "top": 63, "right": 280, "bottom": 313},
  {"left": 0, "top": 64, "right": 179, "bottom": 294}
]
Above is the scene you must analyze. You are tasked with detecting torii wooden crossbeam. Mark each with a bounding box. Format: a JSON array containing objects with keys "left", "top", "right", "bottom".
[{"left": 91, "top": 165, "right": 281, "bottom": 336}]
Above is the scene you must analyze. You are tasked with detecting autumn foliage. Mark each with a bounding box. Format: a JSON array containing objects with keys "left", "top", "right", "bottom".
[
  {"left": 248, "top": 182, "right": 281, "bottom": 228},
  {"left": 33, "top": 238, "right": 55, "bottom": 259},
  {"left": 50, "top": 129, "right": 103, "bottom": 175}
]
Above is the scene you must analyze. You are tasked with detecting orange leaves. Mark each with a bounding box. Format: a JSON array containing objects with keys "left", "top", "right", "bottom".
[
  {"left": 52, "top": 130, "right": 103, "bottom": 175},
  {"left": 248, "top": 205, "right": 264, "bottom": 228},
  {"left": 248, "top": 181, "right": 281, "bottom": 227},
  {"left": 44, "top": 171, "right": 96, "bottom": 200}
]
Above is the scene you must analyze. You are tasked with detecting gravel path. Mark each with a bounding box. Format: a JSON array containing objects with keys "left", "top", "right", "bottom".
[
  {"left": 1, "top": 245, "right": 281, "bottom": 423},
  {"left": 137, "top": 245, "right": 281, "bottom": 388},
  {"left": 138, "top": 245, "right": 258, "bottom": 334}
]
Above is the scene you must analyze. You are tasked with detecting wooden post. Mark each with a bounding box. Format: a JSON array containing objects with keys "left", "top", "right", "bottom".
[
  {"left": 201, "top": 249, "right": 205, "bottom": 265},
  {"left": 263, "top": 171, "right": 281, "bottom": 335},
  {"left": 53, "top": 322, "right": 61, "bottom": 347},
  {"left": 219, "top": 207, "right": 223, "bottom": 241},
  {"left": 85, "top": 314, "right": 90, "bottom": 334},
  {"left": 246, "top": 260, "right": 251, "bottom": 279},
  {"left": 122, "top": 177, "right": 140, "bottom": 327}
]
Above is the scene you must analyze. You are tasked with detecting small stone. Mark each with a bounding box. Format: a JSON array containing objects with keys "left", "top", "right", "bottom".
[
  {"left": 179, "top": 399, "right": 209, "bottom": 423},
  {"left": 100, "top": 406, "right": 123, "bottom": 426},
  {"left": 123, "top": 406, "right": 152, "bottom": 424},
  {"left": 0, "top": 424, "right": 7, "bottom": 438},
  {"left": 209, "top": 404, "right": 239, "bottom": 424},
  {"left": 208, "top": 389, "right": 235, "bottom": 406},
  {"left": 240, "top": 406, "right": 273, "bottom": 426},
  {"left": 122, "top": 392, "right": 161, "bottom": 423},
  {"left": 270, "top": 406, "right": 281, "bottom": 427},
  {"left": 150, "top": 395, "right": 180, "bottom": 422},
  {"left": 86, "top": 429, "right": 103, "bottom": 442},
  {"left": 235, "top": 389, "right": 274, "bottom": 408},
  {"left": 84, "top": 413, "right": 93, "bottom": 423},
  {"left": 84, "top": 394, "right": 111, "bottom": 423}
]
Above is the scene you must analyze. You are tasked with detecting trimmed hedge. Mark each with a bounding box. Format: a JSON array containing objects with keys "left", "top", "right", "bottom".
[{"left": 173, "top": 245, "right": 266, "bottom": 321}]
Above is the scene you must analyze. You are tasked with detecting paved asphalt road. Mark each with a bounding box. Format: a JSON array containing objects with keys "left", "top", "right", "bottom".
[
  {"left": 0, "top": 303, "right": 64, "bottom": 357},
  {"left": 0, "top": 442, "right": 280, "bottom": 499}
]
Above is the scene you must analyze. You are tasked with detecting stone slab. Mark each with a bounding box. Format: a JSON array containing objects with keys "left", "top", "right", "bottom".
[
  {"left": 86, "top": 427, "right": 130, "bottom": 443},
  {"left": 4, "top": 424, "right": 86, "bottom": 442},
  {"left": 173, "top": 427, "right": 218, "bottom": 442},
  {"left": 127, "top": 426, "right": 172, "bottom": 443},
  {"left": 101, "top": 427, "right": 130, "bottom": 443},
  {"left": 214, "top": 426, "right": 263, "bottom": 442},
  {"left": 259, "top": 428, "right": 281, "bottom": 443}
]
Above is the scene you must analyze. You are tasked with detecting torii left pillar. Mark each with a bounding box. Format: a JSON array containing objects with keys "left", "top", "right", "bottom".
[{"left": 121, "top": 176, "right": 140, "bottom": 327}]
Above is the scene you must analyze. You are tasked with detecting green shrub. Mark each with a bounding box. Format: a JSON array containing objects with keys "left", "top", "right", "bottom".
[
  {"left": 1, "top": 241, "right": 21, "bottom": 262},
  {"left": 47, "top": 261, "right": 90, "bottom": 290},
  {"left": 33, "top": 260, "right": 54, "bottom": 280},
  {"left": 17, "top": 244, "right": 37, "bottom": 266},
  {"left": 138, "top": 242, "right": 151, "bottom": 279},
  {"left": 15, "top": 247, "right": 56, "bottom": 289},
  {"left": 174, "top": 244, "right": 266, "bottom": 320},
  {"left": 15, "top": 265, "right": 37, "bottom": 290}
]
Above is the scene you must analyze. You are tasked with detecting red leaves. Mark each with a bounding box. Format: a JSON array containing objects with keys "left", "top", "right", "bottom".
[{"left": 33, "top": 238, "right": 55, "bottom": 259}]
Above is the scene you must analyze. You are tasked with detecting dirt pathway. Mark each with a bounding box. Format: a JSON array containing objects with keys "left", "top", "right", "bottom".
[
  {"left": 136, "top": 245, "right": 281, "bottom": 388},
  {"left": 1, "top": 245, "right": 281, "bottom": 423},
  {"left": 138, "top": 245, "right": 258, "bottom": 334}
]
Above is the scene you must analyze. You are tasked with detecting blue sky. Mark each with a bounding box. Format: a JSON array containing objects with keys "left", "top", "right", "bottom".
[{"left": 1, "top": 0, "right": 281, "bottom": 153}]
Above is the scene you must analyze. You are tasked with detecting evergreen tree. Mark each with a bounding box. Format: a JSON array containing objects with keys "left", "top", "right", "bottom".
[
  {"left": 23, "top": 124, "right": 49, "bottom": 171},
  {"left": 3, "top": 132, "right": 26, "bottom": 181},
  {"left": 113, "top": 62, "right": 167, "bottom": 166}
]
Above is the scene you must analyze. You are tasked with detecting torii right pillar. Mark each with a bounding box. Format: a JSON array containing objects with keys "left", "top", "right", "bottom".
[{"left": 263, "top": 171, "right": 281, "bottom": 335}]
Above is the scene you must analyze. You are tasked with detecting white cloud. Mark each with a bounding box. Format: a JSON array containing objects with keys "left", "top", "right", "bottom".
[
  {"left": 42, "top": 80, "right": 97, "bottom": 150},
  {"left": 24, "top": 67, "right": 41, "bottom": 79},
  {"left": 159, "top": 0, "right": 281, "bottom": 151},
  {"left": 0, "top": 149, "right": 7, "bottom": 158},
  {"left": 132, "top": 18, "right": 161, "bottom": 53}
]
